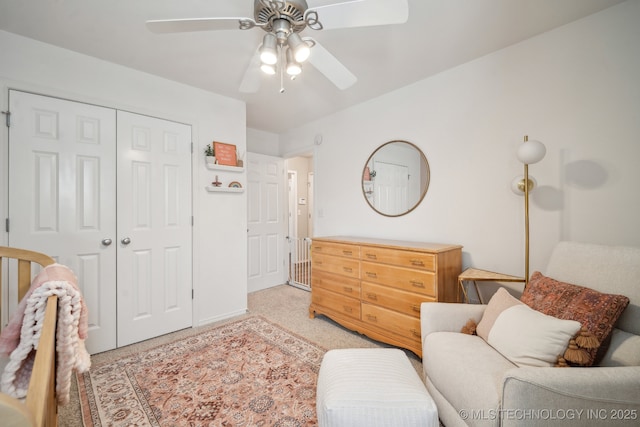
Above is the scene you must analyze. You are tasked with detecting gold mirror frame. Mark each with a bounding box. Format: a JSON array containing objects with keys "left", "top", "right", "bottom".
[{"left": 362, "top": 140, "right": 430, "bottom": 217}]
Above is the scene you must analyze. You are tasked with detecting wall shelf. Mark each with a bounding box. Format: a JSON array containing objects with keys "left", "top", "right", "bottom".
[
  {"left": 205, "top": 163, "right": 244, "bottom": 173},
  {"left": 205, "top": 185, "right": 244, "bottom": 193}
]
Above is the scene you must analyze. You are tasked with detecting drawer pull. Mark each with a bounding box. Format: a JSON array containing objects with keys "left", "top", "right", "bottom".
[
  {"left": 366, "top": 314, "right": 378, "bottom": 322},
  {"left": 343, "top": 286, "right": 353, "bottom": 293},
  {"left": 343, "top": 306, "right": 353, "bottom": 313},
  {"left": 366, "top": 293, "right": 378, "bottom": 300},
  {"left": 365, "top": 253, "right": 377, "bottom": 260},
  {"left": 343, "top": 250, "right": 353, "bottom": 256},
  {"left": 365, "top": 272, "right": 377, "bottom": 278},
  {"left": 343, "top": 267, "right": 353, "bottom": 273},
  {"left": 314, "top": 246, "right": 323, "bottom": 251},
  {"left": 410, "top": 328, "right": 421, "bottom": 338},
  {"left": 410, "top": 280, "right": 425, "bottom": 288},
  {"left": 410, "top": 259, "right": 425, "bottom": 266},
  {"left": 316, "top": 260, "right": 323, "bottom": 265},
  {"left": 411, "top": 304, "right": 420, "bottom": 312}
]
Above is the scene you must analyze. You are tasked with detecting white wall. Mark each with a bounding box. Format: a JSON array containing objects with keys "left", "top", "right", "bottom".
[
  {"left": 247, "top": 127, "right": 280, "bottom": 157},
  {"left": 280, "top": 1, "right": 640, "bottom": 299},
  {"left": 0, "top": 31, "right": 248, "bottom": 326}
]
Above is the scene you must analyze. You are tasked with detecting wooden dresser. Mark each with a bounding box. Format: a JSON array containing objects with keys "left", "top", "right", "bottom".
[{"left": 309, "top": 236, "right": 462, "bottom": 357}]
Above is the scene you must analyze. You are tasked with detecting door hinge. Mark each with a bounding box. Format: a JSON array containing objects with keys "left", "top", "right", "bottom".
[
  {"left": 192, "top": 289, "right": 194, "bottom": 299},
  {"left": 191, "top": 142, "right": 194, "bottom": 153},
  {"left": 5, "top": 218, "right": 9, "bottom": 232},
  {"left": 191, "top": 216, "right": 194, "bottom": 226},
  {"left": 1, "top": 111, "right": 10, "bottom": 128}
]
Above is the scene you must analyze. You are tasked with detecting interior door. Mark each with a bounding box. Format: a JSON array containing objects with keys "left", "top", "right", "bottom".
[
  {"left": 247, "top": 152, "right": 286, "bottom": 292},
  {"left": 7, "top": 90, "right": 117, "bottom": 354},
  {"left": 374, "top": 161, "right": 409, "bottom": 216},
  {"left": 116, "top": 111, "right": 193, "bottom": 347}
]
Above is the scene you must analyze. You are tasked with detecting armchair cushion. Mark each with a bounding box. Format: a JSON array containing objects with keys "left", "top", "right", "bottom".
[
  {"left": 423, "top": 332, "right": 516, "bottom": 421},
  {"left": 521, "top": 271, "right": 630, "bottom": 365}
]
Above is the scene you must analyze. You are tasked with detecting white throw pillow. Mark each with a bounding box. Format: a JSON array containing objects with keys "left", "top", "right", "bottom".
[{"left": 478, "top": 288, "right": 581, "bottom": 367}]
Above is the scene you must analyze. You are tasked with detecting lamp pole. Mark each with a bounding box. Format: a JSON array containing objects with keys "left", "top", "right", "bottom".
[
  {"left": 516, "top": 135, "right": 545, "bottom": 288},
  {"left": 523, "top": 137, "right": 531, "bottom": 287}
]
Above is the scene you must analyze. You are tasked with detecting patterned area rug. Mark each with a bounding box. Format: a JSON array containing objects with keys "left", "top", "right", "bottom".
[{"left": 78, "top": 316, "right": 325, "bottom": 426}]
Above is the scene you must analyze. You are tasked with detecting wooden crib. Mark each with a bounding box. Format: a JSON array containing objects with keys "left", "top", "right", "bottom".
[{"left": 0, "top": 247, "right": 58, "bottom": 427}]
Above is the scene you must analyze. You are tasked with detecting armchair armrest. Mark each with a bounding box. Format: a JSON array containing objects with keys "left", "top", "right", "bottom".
[
  {"left": 420, "top": 302, "right": 486, "bottom": 342},
  {"left": 502, "top": 366, "right": 640, "bottom": 426}
]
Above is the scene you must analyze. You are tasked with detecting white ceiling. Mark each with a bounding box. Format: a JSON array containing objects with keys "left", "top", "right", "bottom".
[{"left": 0, "top": 0, "right": 625, "bottom": 134}]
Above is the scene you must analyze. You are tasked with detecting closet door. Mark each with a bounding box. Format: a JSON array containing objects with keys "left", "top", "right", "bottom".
[
  {"left": 116, "top": 111, "right": 193, "bottom": 347},
  {"left": 7, "top": 90, "right": 117, "bottom": 354}
]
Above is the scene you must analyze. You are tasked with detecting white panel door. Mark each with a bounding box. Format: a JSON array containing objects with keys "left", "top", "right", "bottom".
[
  {"left": 7, "top": 90, "right": 117, "bottom": 354},
  {"left": 247, "top": 153, "right": 286, "bottom": 292},
  {"left": 116, "top": 111, "right": 192, "bottom": 347},
  {"left": 374, "top": 161, "right": 409, "bottom": 216}
]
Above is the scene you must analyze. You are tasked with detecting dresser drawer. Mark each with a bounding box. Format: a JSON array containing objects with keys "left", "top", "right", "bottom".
[
  {"left": 361, "top": 261, "right": 436, "bottom": 296},
  {"left": 361, "top": 282, "right": 436, "bottom": 318},
  {"left": 361, "top": 303, "right": 421, "bottom": 342},
  {"left": 361, "top": 246, "right": 435, "bottom": 271},
  {"left": 312, "top": 253, "right": 360, "bottom": 279},
  {"left": 312, "top": 270, "right": 360, "bottom": 298},
  {"left": 312, "top": 241, "right": 360, "bottom": 259},
  {"left": 312, "top": 287, "right": 361, "bottom": 320}
]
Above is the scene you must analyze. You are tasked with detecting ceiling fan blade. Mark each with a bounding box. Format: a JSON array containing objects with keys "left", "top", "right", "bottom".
[
  {"left": 306, "top": 39, "right": 357, "bottom": 90},
  {"left": 307, "top": 0, "right": 408, "bottom": 30},
  {"left": 146, "top": 17, "right": 257, "bottom": 34},
  {"left": 239, "top": 50, "right": 263, "bottom": 93}
]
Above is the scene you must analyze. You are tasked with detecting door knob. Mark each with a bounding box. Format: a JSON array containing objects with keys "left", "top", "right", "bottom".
[
  {"left": 101, "top": 238, "right": 112, "bottom": 246},
  {"left": 121, "top": 237, "right": 131, "bottom": 245}
]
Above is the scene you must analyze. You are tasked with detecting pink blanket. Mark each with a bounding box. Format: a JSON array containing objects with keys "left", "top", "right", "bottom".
[
  {"left": 0, "top": 263, "right": 91, "bottom": 404},
  {"left": 0, "top": 263, "right": 88, "bottom": 356}
]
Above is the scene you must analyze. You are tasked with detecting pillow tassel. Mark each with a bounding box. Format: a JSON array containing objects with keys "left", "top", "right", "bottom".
[
  {"left": 555, "top": 356, "right": 569, "bottom": 367},
  {"left": 563, "top": 339, "right": 592, "bottom": 365},
  {"left": 460, "top": 319, "right": 477, "bottom": 335},
  {"left": 575, "top": 327, "right": 600, "bottom": 349}
]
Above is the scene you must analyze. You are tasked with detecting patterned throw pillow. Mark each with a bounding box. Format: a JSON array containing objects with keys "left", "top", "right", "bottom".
[{"left": 521, "top": 272, "right": 630, "bottom": 366}]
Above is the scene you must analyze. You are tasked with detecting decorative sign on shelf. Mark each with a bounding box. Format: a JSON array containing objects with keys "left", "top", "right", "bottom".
[{"left": 213, "top": 141, "right": 237, "bottom": 166}]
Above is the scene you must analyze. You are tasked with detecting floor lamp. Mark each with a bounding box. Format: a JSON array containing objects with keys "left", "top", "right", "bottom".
[{"left": 513, "top": 136, "right": 546, "bottom": 287}]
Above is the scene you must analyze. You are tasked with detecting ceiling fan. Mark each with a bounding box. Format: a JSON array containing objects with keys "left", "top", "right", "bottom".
[{"left": 146, "top": 0, "right": 409, "bottom": 93}]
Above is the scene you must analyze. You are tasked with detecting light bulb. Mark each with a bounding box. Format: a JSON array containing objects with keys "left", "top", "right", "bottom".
[
  {"left": 516, "top": 137, "right": 546, "bottom": 165},
  {"left": 260, "top": 63, "right": 276, "bottom": 75}
]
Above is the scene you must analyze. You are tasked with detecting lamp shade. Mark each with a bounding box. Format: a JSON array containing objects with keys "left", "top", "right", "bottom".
[
  {"left": 286, "top": 49, "right": 302, "bottom": 76},
  {"left": 260, "top": 63, "right": 276, "bottom": 75},
  {"left": 288, "top": 32, "right": 310, "bottom": 63},
  {"left": 516, "top": 139, "right": 546, "bottom": 165},
  {"left": 260, "top": 33, "right": 278, "bottom": 65}
]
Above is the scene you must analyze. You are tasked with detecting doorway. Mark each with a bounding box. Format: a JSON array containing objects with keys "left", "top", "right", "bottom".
[{"left": 285, "top": 156, "right": 314, "bottom": 290}]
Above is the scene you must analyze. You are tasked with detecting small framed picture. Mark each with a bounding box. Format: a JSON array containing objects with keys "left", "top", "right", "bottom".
[{"left": 213, "top": 141, "right": 237, "bottom": 166}]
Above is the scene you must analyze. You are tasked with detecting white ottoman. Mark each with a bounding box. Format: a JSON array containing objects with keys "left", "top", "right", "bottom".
[{"left": 316, "top": 348, "right": 438, "bottom": 427}]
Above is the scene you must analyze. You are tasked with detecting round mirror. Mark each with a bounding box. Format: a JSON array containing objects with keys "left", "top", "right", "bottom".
[{"left": 362, "top": 140, "right": 430, "bottom": 217}]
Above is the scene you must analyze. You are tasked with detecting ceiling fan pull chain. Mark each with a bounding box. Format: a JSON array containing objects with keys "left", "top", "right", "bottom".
[{"left": 279, "top": 45, "right": 285, "bottom": 93}]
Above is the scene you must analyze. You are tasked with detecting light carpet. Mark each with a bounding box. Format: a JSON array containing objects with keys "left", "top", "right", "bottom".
[{"left": 78, "top": 316, "right": 324, "bottom": 426}]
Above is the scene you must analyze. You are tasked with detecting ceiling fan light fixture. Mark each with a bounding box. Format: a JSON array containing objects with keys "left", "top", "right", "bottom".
[
  {"left": 259, "top": 33, "right": 278, "bottom": 65},
  {"left": 260, "top": 63, "right": 276, "bottom": 75},
  {"left": 286, "top": 49, "right": 302, "bottom": 76},
  {"left": 287, "top": 32, "right": 311, "bottom": 63}
]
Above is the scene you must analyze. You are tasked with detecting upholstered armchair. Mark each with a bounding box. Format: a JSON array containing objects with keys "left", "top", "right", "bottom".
[{"left": 421, "top": 241, "right": 640, "bottom": 427}]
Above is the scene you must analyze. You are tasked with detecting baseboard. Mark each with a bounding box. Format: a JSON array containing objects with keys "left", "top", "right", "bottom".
[{"left": 196, "top": 308, "right": 248, "bottom": 327}]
